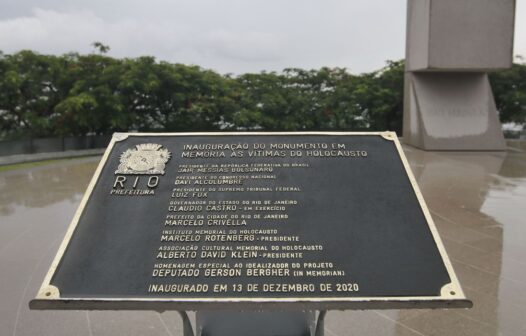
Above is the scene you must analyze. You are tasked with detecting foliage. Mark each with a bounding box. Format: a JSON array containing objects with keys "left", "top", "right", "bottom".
[
  {"left": 489, "top": 58, "right": 526, "bottom": 128},
  {"left": 0, "top": 49, "right": 524, "bottom": 139},
  {"left": 92, "top": 42, "right": 110, "bottom": 54}
]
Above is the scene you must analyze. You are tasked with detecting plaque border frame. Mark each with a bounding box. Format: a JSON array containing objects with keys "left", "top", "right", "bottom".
[{"left": 31, "top": 132, "right": 472, "bottom": 310}]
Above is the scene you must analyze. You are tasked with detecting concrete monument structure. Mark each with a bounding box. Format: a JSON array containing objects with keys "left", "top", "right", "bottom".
[{"left": 404, "top": 0, "right": 516, "bottom": 150}]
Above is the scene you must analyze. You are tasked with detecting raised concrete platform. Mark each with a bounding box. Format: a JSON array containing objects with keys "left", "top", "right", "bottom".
[{"left": 0, "top": 144, "right": 525, "bottom": 335}]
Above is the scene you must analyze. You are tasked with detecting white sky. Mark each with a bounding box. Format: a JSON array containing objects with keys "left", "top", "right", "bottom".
[{"left": 0, "top": 0, "right": 524, "bottom": 74}]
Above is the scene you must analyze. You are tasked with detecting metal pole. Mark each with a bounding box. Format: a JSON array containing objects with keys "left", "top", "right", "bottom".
[
  {"left": 178, "top": 311, "right": 195, "bottom": 336},
  {"left": 315, "top": 311, "right": 327, "bottom": 336}
]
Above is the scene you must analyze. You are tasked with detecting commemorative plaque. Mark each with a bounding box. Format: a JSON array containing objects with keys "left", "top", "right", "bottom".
[{"left": 31, "top": 132, "right": 471, "bottom": 310}]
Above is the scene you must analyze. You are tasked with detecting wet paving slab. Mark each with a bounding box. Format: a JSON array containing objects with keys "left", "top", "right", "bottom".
[{"left": 1, "top": 146, "right": 525, "bottom": 336}]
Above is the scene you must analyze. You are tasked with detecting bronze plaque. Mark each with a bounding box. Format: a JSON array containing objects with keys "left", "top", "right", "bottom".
[{"left": 31, "top": 132, "right": 471, "bottom": 310}]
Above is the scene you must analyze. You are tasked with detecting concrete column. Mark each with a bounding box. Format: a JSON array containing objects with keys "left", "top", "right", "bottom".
[{"left": 404, "top": 0, "right": 516, "bottom": 150}]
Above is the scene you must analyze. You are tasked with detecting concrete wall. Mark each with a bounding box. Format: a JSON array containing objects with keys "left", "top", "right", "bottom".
[{"left": 0, "top": 135, "right": 111, "bottom": 157}]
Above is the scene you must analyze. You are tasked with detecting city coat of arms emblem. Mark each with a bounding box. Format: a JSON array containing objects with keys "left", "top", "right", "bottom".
[{"left": 115, "top": 143, "right": 171, "bottom": 175}]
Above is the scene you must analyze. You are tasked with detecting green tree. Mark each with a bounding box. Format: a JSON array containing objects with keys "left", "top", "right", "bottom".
[
  {"left": 352, "top": 60, "right": 404, "bottom": 134},
  {"left": 0, "top": 50, "right": 70, "bottom": 138},
  {"left": 0, "top": 48, "right": 524, "bottom": 140},
  {"left": 156, "top": 63, "right": 239, "bottom": 132},
  {"left": 92, "top": 42, "right": 110, "bottom": 54},
  {"left": 54, "top": 53, "right": 126, "bottom": 135},
  {"left": 490, "top": 58, "right": 526, "bottom": 128}
]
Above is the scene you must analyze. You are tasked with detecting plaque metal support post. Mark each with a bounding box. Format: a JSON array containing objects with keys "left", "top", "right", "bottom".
[
  {"left": 182, "top": 310, "right": 326, "bottom": 336},
  {"left": 178, "top": 311, "right": 195, "bottom": 336},
  {"left": 315, "top": 310, "right": 327, "bottom": 336}
]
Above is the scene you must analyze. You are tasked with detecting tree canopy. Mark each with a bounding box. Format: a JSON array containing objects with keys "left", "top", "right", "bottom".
[
  {"left": 490, "top": 58, "right": 526, "bottom": 127},
  {"left": 0, "top": 49, "right": 524, "bottom": 139}
]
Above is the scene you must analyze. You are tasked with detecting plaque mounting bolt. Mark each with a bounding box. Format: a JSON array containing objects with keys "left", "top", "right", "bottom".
[
  {"left": 440, "top": 283, "right": 460, "bottom": 298},
  {"left": 38, "top": 285, "right": 60, "bottom": 299},
  {"left": 380, "top": 131, "right": 396, "bottom": 141},
  {"left": 113, "top": 133, "right": 129, "bottom": 142}
]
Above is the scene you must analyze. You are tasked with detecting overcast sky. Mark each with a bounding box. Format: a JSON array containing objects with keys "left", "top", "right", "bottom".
[{"left": 0, "top": 0, "right": 524, "bottom": 74}]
